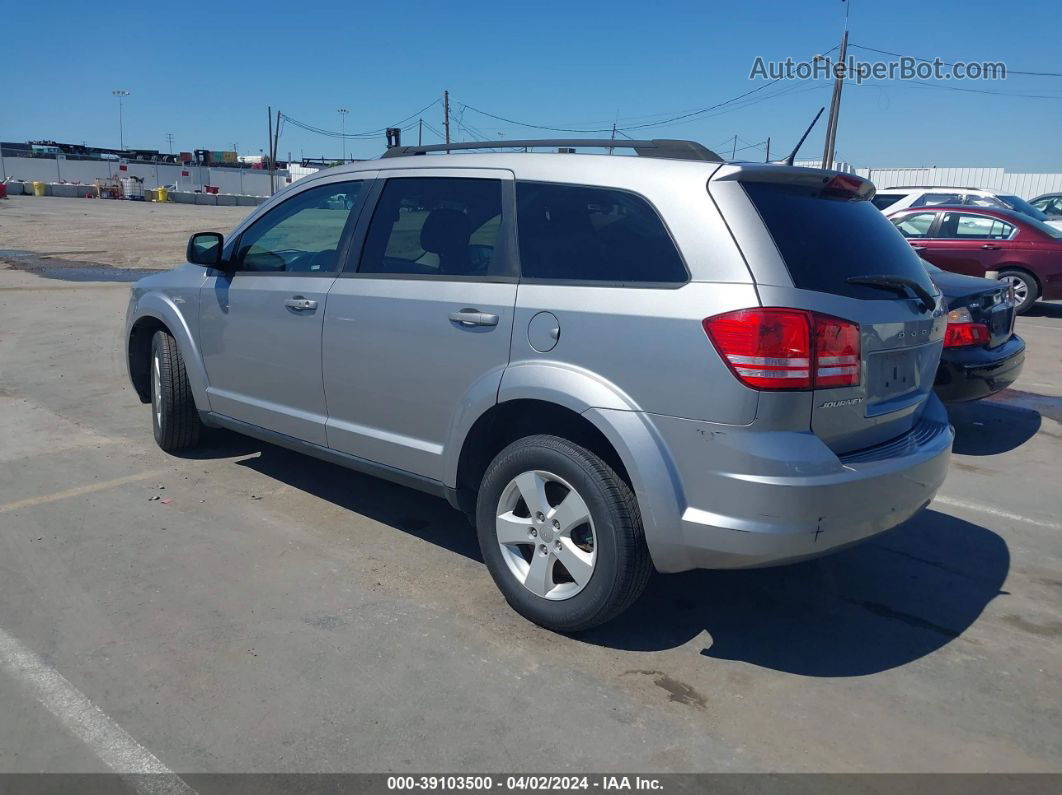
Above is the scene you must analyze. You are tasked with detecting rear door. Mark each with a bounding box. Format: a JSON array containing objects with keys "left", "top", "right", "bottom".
[
  {"left": 322, "top": 169, "right": 517, "bottom": 481},
  {"left": 712, "top": 171, "right": 947, "bottom": 454},
  {"left": 921, "top": 211, "right": 1015, "bottom": 277},
  {"left": 199, "top": 177, "right": 370, "bottom": 445}
]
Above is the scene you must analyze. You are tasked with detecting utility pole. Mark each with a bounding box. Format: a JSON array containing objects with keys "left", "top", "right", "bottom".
[
  {"left": 821, "top": 1, "right": 851, "bottom": 170},
  {"left": 418, "top": 118, "right": 423, "bottom": 146},
  {"left": 112, "top": 90, "right": 130, "bottom": 150},
  {"left": 765, "top": 136, "right": 771, "bottom": 162},
  {"left": 443, "top": 90, "right": 451, "bottom": 151},
  {"left": 337, "top": 108, "right": 349, "bottom": 161},
  {"left": 267, "top": 106, "right": 274, "bottom": 193},
  {"left": 165, "top": 132, "right": 175, "bottom": 154},
  {"left": 731, "top": 135, "right": 737, "bottom": 160},
  {"left": 609, "top": 122, "right": 617, "bottom": 155},
  {"left": 273, "top": 109, "right": 281, "bottom": 189}
]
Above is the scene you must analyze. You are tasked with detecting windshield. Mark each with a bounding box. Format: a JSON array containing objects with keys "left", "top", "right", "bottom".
[
  {"left": 743, "top": 181, "right": 937, "bottom": 301},
  {"left": 1001, "top": 195, "right": 1048, "bottom": 222},
  {"left": 1024, "top": 215, "right": 1062, "bottom": 239}
]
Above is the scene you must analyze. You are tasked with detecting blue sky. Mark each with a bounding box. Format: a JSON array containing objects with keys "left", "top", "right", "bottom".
[{"left": 6, "top": 0, "right": 1060, "bottom": 169}]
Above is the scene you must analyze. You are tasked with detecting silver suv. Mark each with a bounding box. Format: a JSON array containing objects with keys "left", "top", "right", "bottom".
[{"left": 126, "top": 139, "right": 953, "bottom": 632}]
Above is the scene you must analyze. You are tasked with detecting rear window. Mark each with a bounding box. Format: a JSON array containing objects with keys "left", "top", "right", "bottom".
[
  {"left": 871, "top": 193, "right": 903, "bottom": 210},
  {"left": 743, "top": 181, "right": 936, "bottom": 300},
  {"left": 515, "top": 182, "right": 687, "bottom": 284}
]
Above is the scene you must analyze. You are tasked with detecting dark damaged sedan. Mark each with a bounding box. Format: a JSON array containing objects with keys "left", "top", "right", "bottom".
[{"left": 925, "top": 262, "right": 1025, "bottom": 402}]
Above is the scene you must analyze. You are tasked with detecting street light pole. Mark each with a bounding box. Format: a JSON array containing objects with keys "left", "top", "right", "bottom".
[
  {"left": 337, "top": 108, "right": 349, "bottom": 162},
  {"left": 112, "top": 90, "right": 130, "bottom": 150}
]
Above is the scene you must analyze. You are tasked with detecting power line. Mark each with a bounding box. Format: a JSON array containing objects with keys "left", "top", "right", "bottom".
[
  {"left": 281, "top": 98, "right": 442, "bottom": 140},
  {"left": 457, "top": 76, "right": 793, "bottom": 134},
  {"left": 845, "top": 78, "right": 1062, "bottom": 100},
  {"left": 849, "top": 43, "right": 1062, "bottom": 78}
]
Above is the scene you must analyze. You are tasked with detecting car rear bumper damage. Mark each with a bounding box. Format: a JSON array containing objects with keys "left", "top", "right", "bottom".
[
  {"left": 641, "top": 396, "right": 954, "bottom": 572},
  {"left": 933, "top": 335, "right": 1025, "bottom": 403}
]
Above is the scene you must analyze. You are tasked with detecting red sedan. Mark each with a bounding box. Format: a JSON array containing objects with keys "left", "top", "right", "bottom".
[{"left": 887, "top": 205, "right": 1062, "bottom": 313}]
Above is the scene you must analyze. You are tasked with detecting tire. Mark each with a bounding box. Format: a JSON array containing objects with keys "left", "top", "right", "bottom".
[
  {"left": 475, "top": 435, "right": 652, "bottom": 632},
  {"left": 150, "top": 330, "right": 203, "bottom": 452},
  {"left": 999, "top": 269, "right": 1039, "bottom": 315}
]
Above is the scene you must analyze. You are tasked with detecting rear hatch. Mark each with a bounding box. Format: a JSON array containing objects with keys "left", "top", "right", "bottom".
[{"left": 708, "top": 166, "right": 947, "bottom": 454}]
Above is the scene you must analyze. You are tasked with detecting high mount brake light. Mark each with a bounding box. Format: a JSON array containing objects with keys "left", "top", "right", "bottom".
[
  {"left": 703, "top": 309, "right": 860, "bottom": 391},
  {"left": 822, "top": 173, "right": 865, "bottom": 199}
]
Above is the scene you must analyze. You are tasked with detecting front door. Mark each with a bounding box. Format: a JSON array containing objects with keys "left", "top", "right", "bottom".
[
  {"left": 199, "top": 178, "right": 369, "bottom": 445},
  {"left": 323, "top": 170, "right": 517, "bottom": 481}
]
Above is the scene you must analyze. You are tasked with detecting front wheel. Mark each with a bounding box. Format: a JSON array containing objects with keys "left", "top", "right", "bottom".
[
  {"left": 476, "top": 435, "right": 652, "bottom": 632},
  {"left": 150, "top": 330, "right": 203, "bottom": 452},
  {"left": 998, "top": 269, "right": 1039, "bottom": 315}
]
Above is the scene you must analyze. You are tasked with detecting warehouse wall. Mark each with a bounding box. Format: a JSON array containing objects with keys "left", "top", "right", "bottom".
[
  {"left": 855, "top": 167, "right": 1062, "bottom": 199},
  {"left": 0, "top": 156, "right": 289, "bottom": 196}
]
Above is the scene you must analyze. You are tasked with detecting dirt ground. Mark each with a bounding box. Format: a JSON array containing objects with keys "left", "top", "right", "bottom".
[{"left": 0, "top": 194, "right": 249, "bottom": 269}]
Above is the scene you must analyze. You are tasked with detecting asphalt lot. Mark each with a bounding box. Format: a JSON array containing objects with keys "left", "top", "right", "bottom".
[{"left": 1, "top": 197, "right": 1061, "bottom": 776}]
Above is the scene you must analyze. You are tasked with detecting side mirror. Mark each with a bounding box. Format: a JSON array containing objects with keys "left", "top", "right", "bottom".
[{"left": 187, "top": 232, "right": 224, "bottom": 267}]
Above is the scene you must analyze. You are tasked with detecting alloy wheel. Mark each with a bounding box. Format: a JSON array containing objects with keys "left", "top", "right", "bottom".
[{"left": 495, "top": 470, "right": 597, "bottom": 600}]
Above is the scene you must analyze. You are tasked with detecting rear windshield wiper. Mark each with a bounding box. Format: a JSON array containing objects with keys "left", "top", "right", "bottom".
[{"left": 846, "top": 274, "right": 936, "bottom": 312}]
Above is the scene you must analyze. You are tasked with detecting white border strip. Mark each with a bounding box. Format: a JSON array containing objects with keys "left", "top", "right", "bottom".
[
  {"left": 0, "top": 625, "right": 195, "bottom": 794},
  {"left": 934, "top": 495, "right": 1062, "bottom": 531}
]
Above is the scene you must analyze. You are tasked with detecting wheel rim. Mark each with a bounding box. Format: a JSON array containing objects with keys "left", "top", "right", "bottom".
[
  {"left": 495, "top": 470, "right": 597, "bottom": 601},
  {"left": 152, "top": 353, "right": 162, "bottom": 428},
  {"left": 1001, "top": 274, "right": 1029, "bottom": 303}
]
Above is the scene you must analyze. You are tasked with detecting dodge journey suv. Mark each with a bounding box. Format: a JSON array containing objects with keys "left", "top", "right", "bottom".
[{"left": 126, "top": 139, "right": 953, "bottom": 632}]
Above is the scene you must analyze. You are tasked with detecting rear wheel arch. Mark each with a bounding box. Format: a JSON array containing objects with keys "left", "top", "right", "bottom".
[
  {"left": 997, "top": 265, "right": 1041, "bottom": 312},
  {"left": 997, "top": 264, "right": 1041, "bottom": 291},
  {"left": 453, "top": 399, "right": 632, "bottom": 516}
]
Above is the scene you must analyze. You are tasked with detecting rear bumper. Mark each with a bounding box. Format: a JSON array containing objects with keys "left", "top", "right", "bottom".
[
  {"left": 933, "top": 335, "right": 1025, "bottom": 403},
  {"left": 641, "top": 396, "right": 954, "bottom": 573}
]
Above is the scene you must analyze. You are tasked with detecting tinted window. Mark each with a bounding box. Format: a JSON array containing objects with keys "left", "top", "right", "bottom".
[
  {"left": 359, "top": 178, "right": 503, "bottom": 277},
  {"left": 743, "top": 181, "right": 936, "bottom": 301},
  {"left": 893, "top": 212, "right": 937, "bottom": 238},
  {"left": 999, "top": 195, "right": 1048, "bottom": 221},
  {"left": 515, "top": 183, "right": 686, "bottom": 283},
  {"left": 911, "top": 192, "right": 964, "bottom": 207},
  {"left": 236, "top": 182, "right": 362, "bottom": 273},
  {"left": 939, "top": 213, "right": 1014, "bottom": 239},
  {"left": 1032, "top": 196, "right": 1062, "bottom": 216},
  {"left": 871, "top": 194, "right": 903, "bottom": 210}
]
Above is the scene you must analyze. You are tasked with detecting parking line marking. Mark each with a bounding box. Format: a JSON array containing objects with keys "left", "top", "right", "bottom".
[
  {"left": 934, "top": 495, "right": 1062, "bottom": 531},
  {"left": 0, "top": 626, "right": 195, "bottom": 794},
  {"left": 0, "top": 470, "right": 167, "bottom": 515},
  {"left": 1019, "top": 323, "right": 1062, "bottom": 332}
]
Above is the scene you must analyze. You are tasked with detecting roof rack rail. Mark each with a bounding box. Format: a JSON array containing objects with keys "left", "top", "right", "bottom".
[
  {"left": 380, "top": 138, "right": 723, "bottom": 162},
  {"left": 883, "top": 185, "right": 983, "bottom": 192}
]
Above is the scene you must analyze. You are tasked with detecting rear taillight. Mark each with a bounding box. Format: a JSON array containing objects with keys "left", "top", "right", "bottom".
[
  {"left": 703, "top": 309, "right": 860, "bottom": 391},
  {"left": 943, "top": 307, "right": 990, "bottom": 348}
]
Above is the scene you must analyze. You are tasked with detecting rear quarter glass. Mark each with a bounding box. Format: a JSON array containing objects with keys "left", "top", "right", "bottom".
[{"left": 743, "top": 182, "right": 936, "bottom": 301}]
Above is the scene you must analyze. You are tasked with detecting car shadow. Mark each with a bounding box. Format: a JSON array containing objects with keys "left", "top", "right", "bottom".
[
  {"left": 180, "top": 435, "right": 1007, "bottom": 678},
  {"left": 212, "top": 438, "right": 484, "bottom": 563},
  {"left": 580, "top": 510, "right": 1008, "bottom": 676},
  {"left": 1022, "top": 300, "right": 1062, "bottom": 319},
  {"left": 947, "top": 398, "right": 1041, "bottom": 455}
]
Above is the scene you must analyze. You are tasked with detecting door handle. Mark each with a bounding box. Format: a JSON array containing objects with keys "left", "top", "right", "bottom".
[
  {"left": 284, "top": 296, "right": 318, "bottom": 311},
  {"left": 448, "top": 308, "right": 499, "bottom": 327},
  {"left": 910, "top": 244, "right": 927, "bottom": 250},
  {"left": 981, "top": 244, "right": 1001, "bottom": 250}
]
